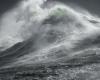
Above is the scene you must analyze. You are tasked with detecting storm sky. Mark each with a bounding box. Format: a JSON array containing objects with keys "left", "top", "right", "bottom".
[
  {"left": 57, "top": 0, "right": 100, "bottom": 15},
  {"left": 0, "top": 0, "right": 100, "bottom": 16},
  {"left": 0, "top": 0, "right": 20, "bottom": 17}
]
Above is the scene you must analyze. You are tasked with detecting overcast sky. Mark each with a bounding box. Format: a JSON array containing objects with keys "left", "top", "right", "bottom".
[
  {"left": 0, "top": 0, "right": 20, "bottom": 16},
  {"left": 0, "top": 0, "right": 100, "bottom": 16},
  {"left": 57, "top": 0, "right": 100, "bottom": 15}
]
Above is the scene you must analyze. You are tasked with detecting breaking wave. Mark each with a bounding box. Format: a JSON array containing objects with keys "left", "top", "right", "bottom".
[{"left": 0, "top": 0, "right": 100, "bottom": 69}]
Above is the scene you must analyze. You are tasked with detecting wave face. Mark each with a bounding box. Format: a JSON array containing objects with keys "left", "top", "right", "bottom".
[{"left": 0, "top": 0, "right": 100, "bottom": 79}]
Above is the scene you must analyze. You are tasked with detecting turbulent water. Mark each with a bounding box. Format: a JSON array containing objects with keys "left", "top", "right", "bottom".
[{"left": 0, "top": 0, "right": 100, "bottom": 80}]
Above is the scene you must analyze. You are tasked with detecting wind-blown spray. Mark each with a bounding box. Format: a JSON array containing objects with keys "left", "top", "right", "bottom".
[{"left": 0, "top": 0, "right": 100, "bottom": 69}]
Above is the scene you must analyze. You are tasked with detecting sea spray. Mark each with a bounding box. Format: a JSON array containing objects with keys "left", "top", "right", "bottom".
[{"left": 0, "top": 0, "right": 100, "bottom": 69}]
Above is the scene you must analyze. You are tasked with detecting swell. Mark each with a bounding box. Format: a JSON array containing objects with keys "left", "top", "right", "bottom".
[{"left": 0, "top": 38, "right": 34, "bottom": 67}]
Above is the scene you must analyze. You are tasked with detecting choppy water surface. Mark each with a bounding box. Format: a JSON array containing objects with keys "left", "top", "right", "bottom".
[{"left": 0, "top": 0, "right": 100, "bottom": 80}]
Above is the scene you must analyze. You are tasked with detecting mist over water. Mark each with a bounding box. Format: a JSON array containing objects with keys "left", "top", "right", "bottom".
[{"left": 0, "top": 0, "right": 100, "bottom": 69}]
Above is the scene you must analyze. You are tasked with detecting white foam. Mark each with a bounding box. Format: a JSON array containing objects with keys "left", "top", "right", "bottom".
[{"left": 1, "top": 0, "right": 100, "bottom": 68}]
